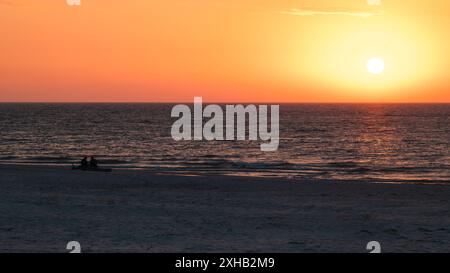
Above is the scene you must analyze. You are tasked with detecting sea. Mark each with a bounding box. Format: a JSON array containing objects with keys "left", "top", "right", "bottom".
[{"left": 0, "top": 103, "right": 449, "bottom": 183}]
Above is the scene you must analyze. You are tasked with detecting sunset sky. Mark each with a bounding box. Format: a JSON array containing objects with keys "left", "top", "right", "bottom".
[{"left": 0, "top": 0, "right": 449, "bottom": 102}]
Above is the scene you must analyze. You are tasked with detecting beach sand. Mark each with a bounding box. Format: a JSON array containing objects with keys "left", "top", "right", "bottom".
[{"left": 0, "top": 164, "right": 449, "bottom": 253}]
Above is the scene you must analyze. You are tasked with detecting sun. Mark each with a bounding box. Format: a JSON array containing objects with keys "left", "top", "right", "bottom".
[{"left": 367, "top": 58, "right": 385, "bottom": 74}]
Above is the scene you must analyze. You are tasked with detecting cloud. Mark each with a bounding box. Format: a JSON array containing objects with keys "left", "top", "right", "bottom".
[
  {"left": 367, "top": 0, "right": 381, "bottom": 6},
  {"left": 280, "top": 8, "right": 383, "bottom": 18},
  {"left": 0, "top": 0, "right": 16, "bottom": 5}
]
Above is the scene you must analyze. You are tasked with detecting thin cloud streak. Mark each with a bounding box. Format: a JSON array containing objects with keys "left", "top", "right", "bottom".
[
  {"left": 0, "top": 0, "right": 16, "bottom": 6},
  {"left": 281, "top": 8, "right": 383, "bottom": 18}
]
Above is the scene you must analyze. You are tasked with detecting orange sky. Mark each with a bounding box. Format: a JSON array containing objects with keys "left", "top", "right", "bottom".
[{"left": 0, "top": 0, "right": 449, "bottom": 102}]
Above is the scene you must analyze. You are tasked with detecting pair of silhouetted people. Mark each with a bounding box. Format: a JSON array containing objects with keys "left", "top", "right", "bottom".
[
  {"left": 81, "top": 157, "right": 88, "bottom": 168},
  {"left": 80, "top": 156, "right": 98, "bottom": 169}
]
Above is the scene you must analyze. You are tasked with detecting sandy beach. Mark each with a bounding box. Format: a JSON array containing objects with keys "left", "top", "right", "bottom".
[{"left": 0, "top": 164, "right": 449, "bottom": 253}]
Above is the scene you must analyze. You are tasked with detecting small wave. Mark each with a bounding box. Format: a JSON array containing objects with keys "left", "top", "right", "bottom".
[
  {"left": 0, "top": 156, "right": 18, "bottom": 160},
  {"left": 231, "top": 161, "right": 292, "bottom": 169},
  {"left": 98, "top": 159, "right": 135, "bottom": 165},
  {"left": 0, "top": 156, "right": 76, "bottom": 162},
  {"left": 25, "top": 156, "right": 75, "bottom": 161},
  {"left": 327, "top": 161, "right": 361, "bottom": 168},
  {"left": 185, "top": 159, "right": 231, "bottom": 167}
]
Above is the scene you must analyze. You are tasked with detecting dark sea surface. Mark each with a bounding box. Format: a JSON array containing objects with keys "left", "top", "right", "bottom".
[{"left": 0, "top": 103, "right": 449, "bottom": 183}]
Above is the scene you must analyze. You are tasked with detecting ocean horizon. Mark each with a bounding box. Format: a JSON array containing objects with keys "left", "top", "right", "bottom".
[{"left": 1, "top": 103, "right": 449, "bottom": 183}]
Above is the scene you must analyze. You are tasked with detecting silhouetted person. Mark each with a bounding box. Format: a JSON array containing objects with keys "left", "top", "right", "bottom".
[
  {"left": 89, "top": 156, "right": 98, "bottom": 169},
  {"left": 80, "top": 157, "right": 88, "bottom": 169}
]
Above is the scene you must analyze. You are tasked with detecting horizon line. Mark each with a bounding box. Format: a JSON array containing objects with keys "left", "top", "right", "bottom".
[{"left": 1, "top": 101, "right": 450, "bottom": 104}]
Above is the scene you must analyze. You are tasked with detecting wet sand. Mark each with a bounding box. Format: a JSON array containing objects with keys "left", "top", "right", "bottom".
[{"left": 0, "top": 164, "right": 449, "bottom": 252}]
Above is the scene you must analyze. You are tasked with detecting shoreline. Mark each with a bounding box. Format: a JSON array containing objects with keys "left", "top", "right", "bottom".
[
  {"left": 1, "top": 164, "right": 449, "bottom": 252},
  {"left": 1, "top": 163, "right": 448, "bottom": 186}
]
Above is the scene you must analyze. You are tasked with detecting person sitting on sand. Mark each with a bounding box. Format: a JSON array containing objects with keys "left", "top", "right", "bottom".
[
  {"left": 89, "top": 156, "right": 98, "bottom": 169},
  {"left": 80, "top": 157, "right": 88, "bottom": 169}
]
